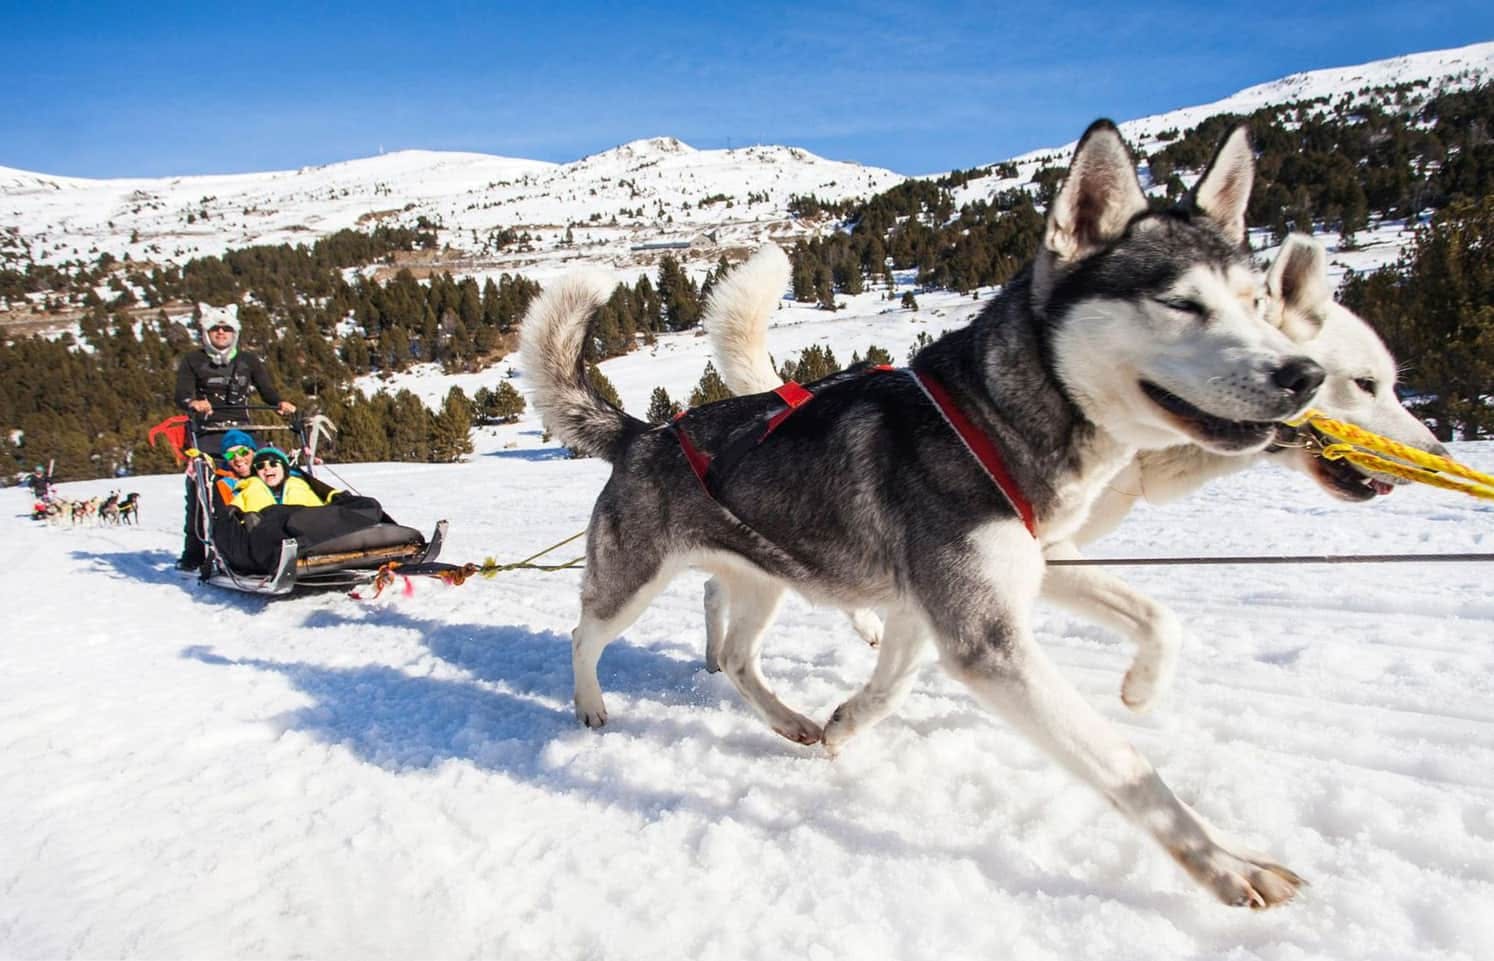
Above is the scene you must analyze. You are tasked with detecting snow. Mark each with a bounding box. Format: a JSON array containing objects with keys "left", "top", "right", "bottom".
[
  {"left": 0, "top": 138, "right": 905, "bottom": 273},
  {"left": 6, "top": 39, "right": 1494, "bottom": 958},
  {"left": 6, "top": 301, "right": 1494, "bottom": 957}
]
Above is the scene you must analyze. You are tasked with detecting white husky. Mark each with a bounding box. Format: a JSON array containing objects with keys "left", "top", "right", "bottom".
[{"left": 703, "top": 233, "right": 1444, "bottom": 715}]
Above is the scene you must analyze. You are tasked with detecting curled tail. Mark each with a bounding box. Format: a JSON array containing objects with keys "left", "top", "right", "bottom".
[
  {"left": 703, "top": 244, "right": 791, "bottom": 396},
  {"left": 519, "top": 271, "right": 647, "bottom": 462}
]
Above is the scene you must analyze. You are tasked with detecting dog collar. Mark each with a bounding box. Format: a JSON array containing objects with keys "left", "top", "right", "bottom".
[{"left": 904, "top": 368, "right": 1038, "bottom": 537}]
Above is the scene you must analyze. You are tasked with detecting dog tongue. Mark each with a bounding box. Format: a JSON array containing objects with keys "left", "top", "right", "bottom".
[{"left": 1373, "top": 480, "right": 1394, "bottom": 495}]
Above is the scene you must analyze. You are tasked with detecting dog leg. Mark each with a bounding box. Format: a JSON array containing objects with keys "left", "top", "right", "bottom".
[
  {"left": 821, "top": 607, "right": 931, "bottom": 756},
  {"left": 939, "top": 626, "right": 1303, "bottom": 908},
  {"left": 572, "top": 557, "right": 679, "bottom": 729},
  {"left": 1042, "top": 539, "right": 1181, "bottom": 712},
  {"left": 708, "top": 572, "right": 822, "bottom": 744},
  {"left": 702, "top": 576, "right": 727, "bottom": 674}
]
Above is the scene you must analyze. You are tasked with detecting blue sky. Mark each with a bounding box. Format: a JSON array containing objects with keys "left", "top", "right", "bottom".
[{"left": 3, "top": 1, "right": 1491, "bottom": 178}]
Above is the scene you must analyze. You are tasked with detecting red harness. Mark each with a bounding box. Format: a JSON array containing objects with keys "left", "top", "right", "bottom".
[{"left": 669, "top": 366, "right": 1038, "bottom": 538}]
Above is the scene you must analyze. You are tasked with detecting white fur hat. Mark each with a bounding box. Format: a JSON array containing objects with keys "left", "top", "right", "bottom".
[{"left": 198, "top": 303, "right": 241, "bottom": 335}]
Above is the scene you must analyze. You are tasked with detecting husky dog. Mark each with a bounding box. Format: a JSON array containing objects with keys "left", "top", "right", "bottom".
[
  {"left": 704, "top": 233, "right": 1445, "bottom": 714},
  {"left": 522, "top": 120, "right": 1321, "bottom": 907}
]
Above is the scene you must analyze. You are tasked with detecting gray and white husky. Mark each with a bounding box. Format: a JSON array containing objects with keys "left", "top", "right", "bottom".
[
  {"left": 704, "top": 233, "right": 1444, "bottom": 715},
  {"left": 521, "top": 120, "right": 1320, "bottom": 907}
]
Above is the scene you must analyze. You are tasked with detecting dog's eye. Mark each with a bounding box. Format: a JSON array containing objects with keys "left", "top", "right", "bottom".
[
  {"left": 1158, "top": 297, "right": 1207, "bottom": 318},
  {"left": 1354, "top": 377, "right": 1378, "bottom": 395}
]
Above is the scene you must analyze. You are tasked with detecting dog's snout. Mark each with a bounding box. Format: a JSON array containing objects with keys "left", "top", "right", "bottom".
[{"left": 1273, "top": 357, "right": 1325, "bottom": 403}]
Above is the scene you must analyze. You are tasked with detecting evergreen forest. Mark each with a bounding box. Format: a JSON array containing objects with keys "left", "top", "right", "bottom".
[{"left": 4, "top": 76, "right": 1493, "bottom": 483}]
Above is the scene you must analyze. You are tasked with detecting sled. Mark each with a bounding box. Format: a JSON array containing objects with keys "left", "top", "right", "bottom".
[
  {"left": 202, "top": 520, "right": 449, "bottom": 596},
  {"left": 179, "top": 410, "right": 450, "bottom": 597}
]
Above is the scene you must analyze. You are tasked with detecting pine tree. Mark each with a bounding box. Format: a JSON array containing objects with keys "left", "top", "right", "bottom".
[
  {"left": 1341, "top": 194, "right": 1494, "bottom": 439},
  {"left": 687, "top": 361, "right": 731, "bottom": 407},
  {"left": 656, "top": 254, "right": 702, "bottom": 331},
  {"left": 779, "top": 345, "right": 841, "bottom": 384},
  {"left": 430, "top": 387, "right": 475, "bottom": 462},
  {"left": 488, "top": 381, "right": 525, "bottom": 423},
  {"left": 646, "top": 386, "right": 683, "bottom": 424},
  {"left": 586, "top": 363, "right": 624, "bottom": 410}
]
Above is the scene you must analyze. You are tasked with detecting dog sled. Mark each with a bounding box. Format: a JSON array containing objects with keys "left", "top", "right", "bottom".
[{"left": 158, "top": 409, "right": 450, "bottom": 596}]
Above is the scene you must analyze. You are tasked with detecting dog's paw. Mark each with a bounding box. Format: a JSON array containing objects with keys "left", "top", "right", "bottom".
[
  {"left": 846, "top": 609, "right": 884, "bottom": 648},
  {"left": 574, "top": 695, "right": 608, "bottom": 729},
  {"left": 771, "top": 712, "right": 822, "bottom": 746},
  {"left": 1179, "top": 848, "right": 1306, "bottom": 909},
  {"left": 820, "top": 703, "right": 857, "bottom": 757},
  {"left": 1121, "top": 652, "right": 1178, "bottom": 713}
]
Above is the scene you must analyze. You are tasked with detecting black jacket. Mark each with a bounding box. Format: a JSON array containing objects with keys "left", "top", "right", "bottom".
[{"left": 174, "top": 349, "right": 283, "bottom": 426}]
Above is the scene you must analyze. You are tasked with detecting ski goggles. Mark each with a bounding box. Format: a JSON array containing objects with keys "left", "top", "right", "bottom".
[{"left": 223, "top": 446, "right": 254, "bottom": 460}]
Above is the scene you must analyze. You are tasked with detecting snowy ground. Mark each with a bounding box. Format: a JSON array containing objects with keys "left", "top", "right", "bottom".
[{"left": 5, "top": 403, "right": 1494, "bottom": 958}]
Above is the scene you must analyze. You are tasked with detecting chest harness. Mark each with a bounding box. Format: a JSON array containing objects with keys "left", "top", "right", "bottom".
[{"left": 666, "top": 366, "right": 1038, "bottom": 538}]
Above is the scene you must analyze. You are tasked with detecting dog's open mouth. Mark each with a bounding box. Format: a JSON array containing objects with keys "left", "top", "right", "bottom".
[
  {"left": 1140, "top": 381, "right": 1275, "bottom": 451},
  {"left": 1298, "top": 423, "right": 1397, "bottom": 501}
]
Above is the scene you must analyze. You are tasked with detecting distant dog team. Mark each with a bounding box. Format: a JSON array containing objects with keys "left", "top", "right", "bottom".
[{"left": 36, "top": 490, "right": 140, "bottom": 527}]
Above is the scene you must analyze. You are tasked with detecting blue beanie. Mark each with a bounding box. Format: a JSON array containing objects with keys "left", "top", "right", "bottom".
[{"left": 221, "top": 429, "right": 256, "bottom": 452}]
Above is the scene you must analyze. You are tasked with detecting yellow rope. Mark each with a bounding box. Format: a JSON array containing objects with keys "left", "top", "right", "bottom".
[
  {"left": 1286, "top": 409, "right": 1494, "bottom": 502},
  {"left": 477, "top": 529, "right": 587, "bottom": 578}
]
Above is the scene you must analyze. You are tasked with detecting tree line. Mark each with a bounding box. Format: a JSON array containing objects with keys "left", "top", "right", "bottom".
[{"left": 5, "top": 76, "right": 1492, "bottom": 483}]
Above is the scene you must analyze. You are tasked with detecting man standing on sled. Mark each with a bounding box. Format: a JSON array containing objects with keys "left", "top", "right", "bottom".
[{"left": 173, "top": 304, "right": 296, "bottom": 571}]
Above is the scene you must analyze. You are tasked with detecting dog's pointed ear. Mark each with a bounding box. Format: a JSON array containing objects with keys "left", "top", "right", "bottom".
[
  {"left": 1045, "top": 119, "right": 1148, "bottom": 263},
  {"left": 1187, "top": 124, "right": 1254, "bottom": 246},
  {"left": 1266, "top": 233, "right": 1329, "bottom": 342}
]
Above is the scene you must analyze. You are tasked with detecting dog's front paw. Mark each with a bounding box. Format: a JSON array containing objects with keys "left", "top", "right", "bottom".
[
  {"left": 1121, "top": 650, "right": 1178, "bottom": 713},
  {"left": 820, "top": 703, "right": 857, "bottom": 757},
  {"left": 771, "top": 712, "right": 823, "bottom": 746},
  {"left": 1178, "top": 847, "right": 1306, "bottom": 909},
  {"left": 574, "top": 694, "right": 608, "bottom": 729},
  {"left": 846, "top": 608, "right": 885, "bottom": 648}
]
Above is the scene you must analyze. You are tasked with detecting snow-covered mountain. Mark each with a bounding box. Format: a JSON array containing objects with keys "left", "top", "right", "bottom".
[
  {"left": 4, "top": 41, "right": 1492, "bottom": 282},
  {"left": 944, "top": 40, "right": 1494, "bottom": 209},
  {"left": 0, "top": 136, "right": 905, "bottom": 277}
]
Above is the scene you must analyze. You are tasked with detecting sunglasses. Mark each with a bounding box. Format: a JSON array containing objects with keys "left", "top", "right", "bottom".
[
  {"left": 253, "top": 459, "right": 285, "bottom": 473},
  {"left": 224, "top": 446, "right": 253, "bottom": 460},
  {"left": 208, "top": 325, "right": 235, "bottom": 333}
]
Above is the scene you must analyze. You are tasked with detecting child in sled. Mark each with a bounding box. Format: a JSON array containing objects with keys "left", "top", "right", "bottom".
[{"left": 210, "top": 447, "right": 391, "bottom": 575}]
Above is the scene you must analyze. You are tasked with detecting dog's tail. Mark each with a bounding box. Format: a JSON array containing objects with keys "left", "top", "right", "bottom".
[
  {"left": 519, "top": 270, "right": 648, "bottom": 462},
  {"left": 703, "top": 244, "right": 791, "bottom": 396}
]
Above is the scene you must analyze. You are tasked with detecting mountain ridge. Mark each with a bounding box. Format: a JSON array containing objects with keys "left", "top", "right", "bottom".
[{"left": 2, "top": 40, "right": 1491, "bottom": 283}]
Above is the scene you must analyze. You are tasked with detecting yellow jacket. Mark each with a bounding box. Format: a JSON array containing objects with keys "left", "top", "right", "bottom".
[{"left": 230, "top": 474, "right": 330, "bottom": 513}]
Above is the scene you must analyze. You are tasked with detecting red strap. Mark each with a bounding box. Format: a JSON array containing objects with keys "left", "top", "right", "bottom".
[
  {"left": 670, "top": 411, "right": 713, "bottom": 490},
  {"left": 908, "top": 370, "right": 1038, "bottom": 537},
  {"left": 762, "top": 381, "right": 815, "bottom": 436}
]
